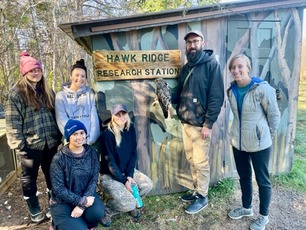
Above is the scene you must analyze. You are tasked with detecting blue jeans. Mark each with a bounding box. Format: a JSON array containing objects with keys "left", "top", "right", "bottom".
[
  {"left": 50, "top": 192, "right": 105, "bottom": 230},
  {"left": 233, "top": 147, "right": 271, "bottom": 216}
]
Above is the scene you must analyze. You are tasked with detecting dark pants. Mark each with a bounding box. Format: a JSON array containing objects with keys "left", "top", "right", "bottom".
[
  {"left": 19, "top": 144, "right": 58, "bottom": 197},
  {"left": 233, "top": 147, "right": 271, "bottom": 216},
  {"left": 50, "top": 192, "right": 105, "bottom": 230}
]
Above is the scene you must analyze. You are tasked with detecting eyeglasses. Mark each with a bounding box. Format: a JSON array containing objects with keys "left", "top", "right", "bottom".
[
  {"left": 186, "top": 39, "right": 202, "bottom": 47},
  {"left": 30, "top": 69, "right": 42, "bottom": 74}
]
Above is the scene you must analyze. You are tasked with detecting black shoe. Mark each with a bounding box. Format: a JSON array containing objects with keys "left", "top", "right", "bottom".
[
  {"left": 130, "top": 208, "right": 141, "bottom": 219},
  {"left": 100, "top": 214, "right": 112, "bottom": 227},
  {"left": 185, "top": 194, "right": 208, "bottom": 214},
  {"left": 25, "top": 196, "right": 45, "bottom": 223},
  {"left": 100, "top": 208, "right": 112, "bottom": 227},
  {"left": 180, "top": 191, "right": 196, "bottom": 202}
]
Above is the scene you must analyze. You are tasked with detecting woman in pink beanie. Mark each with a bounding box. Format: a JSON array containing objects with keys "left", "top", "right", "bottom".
[{"left": 4, "top": 51, "right": 62, "bottom": 223}]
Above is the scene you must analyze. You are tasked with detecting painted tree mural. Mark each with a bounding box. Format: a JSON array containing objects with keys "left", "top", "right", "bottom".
[{"left": 93, "top": 6, "right": 303, "bottom": 194}]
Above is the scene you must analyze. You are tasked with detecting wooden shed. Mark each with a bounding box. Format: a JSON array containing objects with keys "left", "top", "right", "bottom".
[{"left": 59, "top": 0, "right": 306, "bottom": 195}]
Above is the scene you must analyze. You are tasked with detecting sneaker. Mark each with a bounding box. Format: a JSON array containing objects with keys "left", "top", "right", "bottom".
[
  {"left": 180, "top": 190, "right": 196, "bottom": 202},
  {"left": 100, "top": 208, "right": 112, "bottom": 227},
  {"left": 250, "top": 215, "right": 269, "bottom": 230},
  {"left": 130, "top": 208, "right": 141, "bottom": 219},
  {"left": 25, "top": 196, "right": 45, "bottom": 223},
  {"left": 185, "top": 193, "right": 208, "bottom": 214},
  {"left": 228, "top": 207, "right": 254, "bottom": 220},
  {"left": 46, "top": 208, "right": 51, "bottom": 219},
  {"left": 101, "top": 215, "right": 111, "bottom": 227},
  {"left": 30, "top": 211, "right": 45, "bottom": 223}
]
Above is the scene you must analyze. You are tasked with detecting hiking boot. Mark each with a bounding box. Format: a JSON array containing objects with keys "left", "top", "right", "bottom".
[
  {"left": 185, "top": 193, "right": 208, "bottom": 214},
  {"left": 228, "top": 207, "right": 254, "bottom": 220},
  {"left": 250, "top": 215, "right": 269, "bottom": 230},
  {"left": 180, "top": 190, "right": 196, "bottom": 202},
  {"left": 25, "top": 196, "right": 45, "bottom": 223},
  {"left": 100, "top": 208, "right": 112, "bottom": 227},
  {"left": 130, "top": 208, "right": 141, "bottom": 219}
]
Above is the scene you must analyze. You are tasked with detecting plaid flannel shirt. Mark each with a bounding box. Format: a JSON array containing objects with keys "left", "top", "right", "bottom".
[{"left": 5, "top": 87, "right": 61, "bottom": 151}]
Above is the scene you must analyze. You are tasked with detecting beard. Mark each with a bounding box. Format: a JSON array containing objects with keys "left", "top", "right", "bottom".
[{"left": 186, "top": 48, "right": 202, "bottom": 63}]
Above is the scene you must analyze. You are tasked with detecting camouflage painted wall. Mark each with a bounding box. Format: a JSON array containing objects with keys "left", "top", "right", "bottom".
[{"left": 93, "top": 7, "right": 303, "bottom": 195}]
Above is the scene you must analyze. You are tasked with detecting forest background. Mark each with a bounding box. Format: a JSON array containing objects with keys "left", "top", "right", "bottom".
[{"left": 0, "top": 0, "right": 220, "bottom": 102}]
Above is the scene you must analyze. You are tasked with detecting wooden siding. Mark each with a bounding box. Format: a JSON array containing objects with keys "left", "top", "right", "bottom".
[{"left": 92, "top": 6, "right": 303, "bottom": 195}]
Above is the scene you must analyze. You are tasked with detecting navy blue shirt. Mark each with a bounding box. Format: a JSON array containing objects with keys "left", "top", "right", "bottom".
[{"left": 99, "top": 124, "right": 137, "bottom": 184}]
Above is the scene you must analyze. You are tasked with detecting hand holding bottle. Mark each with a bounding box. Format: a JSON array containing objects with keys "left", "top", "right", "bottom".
[{"left": 131, "top": 183, "right": 143, "bottom": 208}]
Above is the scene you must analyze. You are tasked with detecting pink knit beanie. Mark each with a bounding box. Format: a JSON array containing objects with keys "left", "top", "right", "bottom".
[{"left": 19, "top": 51, "right": 42, "bottom": 76}]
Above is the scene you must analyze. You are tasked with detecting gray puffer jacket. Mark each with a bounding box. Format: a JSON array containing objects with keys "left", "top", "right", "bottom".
[{"left": 227, "top": 78, "right": 280, "bottom": 152}]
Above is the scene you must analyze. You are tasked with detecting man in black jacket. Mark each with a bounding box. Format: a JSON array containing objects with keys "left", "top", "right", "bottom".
[{"left": 171, "top": 30, "right": 224, "bottom": 214}]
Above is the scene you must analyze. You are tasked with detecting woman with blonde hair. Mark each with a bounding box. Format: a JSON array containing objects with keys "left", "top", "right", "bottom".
[
  {"left": 227, "top": 54, "right": 280, "bottom": 230},
  {"left": 5, "top": 51, "right": 61, "bottom": 223},
  {"left": 99, "top": 103, "right": 153, "bottom": 227}
]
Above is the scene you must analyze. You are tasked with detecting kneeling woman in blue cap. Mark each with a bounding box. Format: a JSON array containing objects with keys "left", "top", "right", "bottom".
[{"left": 49, "top": 119, "right": 105, "bottom": 230}]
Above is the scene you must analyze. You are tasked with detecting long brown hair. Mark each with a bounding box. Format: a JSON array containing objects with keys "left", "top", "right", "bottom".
[{"left": 16, "top": 75, "right": 55, "bottom": 111}]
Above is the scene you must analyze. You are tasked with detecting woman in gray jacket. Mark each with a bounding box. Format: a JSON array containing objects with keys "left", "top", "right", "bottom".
[{"left": 227, "top": 54, "right": 280, "bottom": 230}]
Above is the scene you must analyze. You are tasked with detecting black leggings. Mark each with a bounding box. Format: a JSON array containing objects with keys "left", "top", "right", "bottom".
[
  {"left": 19, "top": 144, "right": 58, "bottom": 197},
  {"left": 50, "top": 192, "right": 105, "bottom": 230},
  {"left": 233, "top": 147, "right": 271, "bottom": 216}
]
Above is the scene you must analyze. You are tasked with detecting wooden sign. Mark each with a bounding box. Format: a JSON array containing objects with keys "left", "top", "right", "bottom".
[{"left": 93, "top": 50, "right": 181, "bottom": 81}]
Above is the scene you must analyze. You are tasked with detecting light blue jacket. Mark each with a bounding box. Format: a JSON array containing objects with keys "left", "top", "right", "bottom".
[
  {"left": 55, "top": 84, "right": 100, "bottom": 145},
  {"left": 227, "top": 78, "right": 280, "bottom": 152}
]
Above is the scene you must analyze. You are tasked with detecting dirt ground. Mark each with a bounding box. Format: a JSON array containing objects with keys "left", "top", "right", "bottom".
[{"left": 0, "top": 172, "right": 306, "bottom": 230}]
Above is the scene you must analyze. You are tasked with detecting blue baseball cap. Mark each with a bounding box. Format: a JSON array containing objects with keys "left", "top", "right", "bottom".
[{"left": 111, "top": 103, "right": 128, "bottom": 115}]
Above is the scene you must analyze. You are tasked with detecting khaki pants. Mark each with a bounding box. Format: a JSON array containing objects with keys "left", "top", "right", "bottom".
[
  {"left": 100, "top": 169, "right": 153, "bottom": 213},
  {"left": 182, "top": 123, "right": 211, "bottom": 197}
]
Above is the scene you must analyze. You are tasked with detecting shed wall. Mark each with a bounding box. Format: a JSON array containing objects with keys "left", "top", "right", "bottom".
[{"left": 92, "top": 7, "right": 303, "bottom": 195}]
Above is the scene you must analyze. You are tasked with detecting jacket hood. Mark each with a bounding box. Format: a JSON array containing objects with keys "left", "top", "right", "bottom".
[
  {"left": 229, "top": 77, "right": 264, "bottom": 89},
  {"left": 61, "top": 144, "right": 90, "bottom": 158},
  {"left": 187, "top": 49, "right": 215, "bottom": 67},
  {"left": 227, "top": 77, "right": 265, "bottom": 97}
]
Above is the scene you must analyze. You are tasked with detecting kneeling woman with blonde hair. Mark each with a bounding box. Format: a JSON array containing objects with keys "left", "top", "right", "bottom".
[{"left": 99, "top": 103, "right": 153, "bottom": 227}]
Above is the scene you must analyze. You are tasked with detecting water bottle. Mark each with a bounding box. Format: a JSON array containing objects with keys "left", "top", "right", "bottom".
[{"left": 131, "top": 183, "right": 143, "bottom": 208}]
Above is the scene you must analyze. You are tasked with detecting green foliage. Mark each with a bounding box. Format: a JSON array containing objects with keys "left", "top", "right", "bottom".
[
  {"left": 95, "top": 178, "right": 236, "bottom": 229},
  {"left": 272, "top": 113, "right": 306, "bottom": 192},
  {"left": 271, "top": 157, "right": 306, "bottom": 193},
  {"left": 208, "top": 178, "right": 236, "bottom": 202},
  {"left": 135, "top": 0, "right": 220, "bottom": 13}
]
